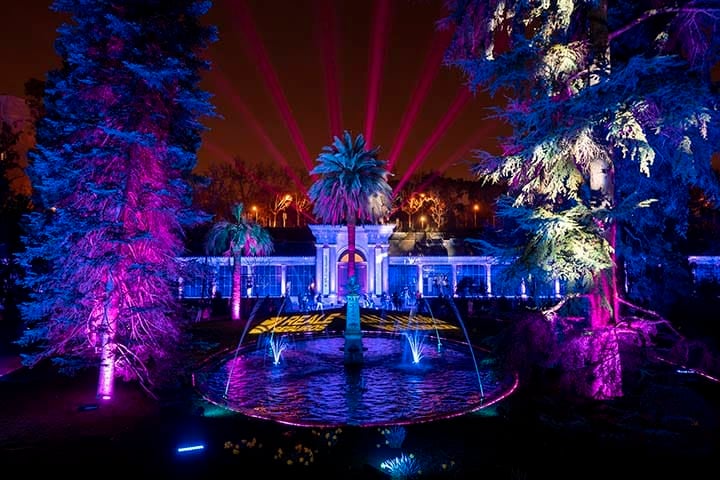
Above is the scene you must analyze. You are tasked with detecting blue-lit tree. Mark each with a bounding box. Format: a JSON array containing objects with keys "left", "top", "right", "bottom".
[
  {"left": 443, "top": 1, "right": 720, "bottom": 398},
  {"left": 16, "top": 0, "right": 216, "bottom": 400}
]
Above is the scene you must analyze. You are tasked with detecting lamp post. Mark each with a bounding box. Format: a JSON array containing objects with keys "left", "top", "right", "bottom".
[
  {"left": 252, "top": 205, "right": 258, "bottom": 222},
  {"left": 420, "top": 215, "right": 426, "bottom": 231},
  {"left": 473, "top": 204, "right": 479, "bottom": 228}
]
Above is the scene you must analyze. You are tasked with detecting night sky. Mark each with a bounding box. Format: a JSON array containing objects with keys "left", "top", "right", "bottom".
[{"left": 0, "top": 0, "right": 505, "bottom": 182}]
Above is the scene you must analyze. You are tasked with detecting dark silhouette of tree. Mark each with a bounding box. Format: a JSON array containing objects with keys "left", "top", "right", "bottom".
[
  {"left": 443, "top": 0, "right": 720, "bottom": 398},
  {"left": 16, "top": 0, "right": 216, "bottom": 400}
]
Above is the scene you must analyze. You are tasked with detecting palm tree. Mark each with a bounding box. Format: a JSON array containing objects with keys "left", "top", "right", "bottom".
[
  {"left": 308, "top": 131, "right": 392, "bottom": 364},
  {"left": 205, "top": 203, "right": 274, "bottom": 322}
]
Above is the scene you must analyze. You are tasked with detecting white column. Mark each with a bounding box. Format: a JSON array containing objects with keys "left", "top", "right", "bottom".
[
  {"left": 554, "top": 277, "right": 561, "bottom": 298},
  {"left": 485, "top": 264, "right": 493, "bottom": 297},
  {"left": 315, "top": 244, "right": 324, "bottom": 294},
  {"left": 323, "top": 246, "right": 331, "bottom": 295},
  {"left": 417, "top": 264, "right": 424, "bottom": 296},
  {"left": 381, "top": 246, "right": 390, "bottom": 294},
  {"left": 451, "top": 265, "right": 458, "bottom": 297}
]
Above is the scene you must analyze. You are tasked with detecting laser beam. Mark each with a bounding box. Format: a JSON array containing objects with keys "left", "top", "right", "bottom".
[
  {"left": 364, "top": 0, "right": 392, "bottom": 149},
  {"left": 231, "top": 0, "right": 314, "bottom": 170}
]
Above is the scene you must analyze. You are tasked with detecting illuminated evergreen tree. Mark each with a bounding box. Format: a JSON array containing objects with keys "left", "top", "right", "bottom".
[
  {"left": 443, "top": 0, "right": 720, "bottom": 398},
  {"left": 16, "top": 0, "right": 216, "bottom": 399}
]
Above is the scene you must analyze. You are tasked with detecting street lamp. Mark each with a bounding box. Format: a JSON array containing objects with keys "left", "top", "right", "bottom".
[
  {"left": 420, "top": 215, "right": 426, "bottom": 230},
  {"left": 252, "top": 205, "right": 258, "bottom": 222},
  {"left": 473, "top": 204, "right": 479, "bottom": 228}
]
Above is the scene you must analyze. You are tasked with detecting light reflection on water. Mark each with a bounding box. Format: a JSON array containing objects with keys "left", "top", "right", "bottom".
[{"left": 197, "top": 333, "right": 515, "bottom": 427}]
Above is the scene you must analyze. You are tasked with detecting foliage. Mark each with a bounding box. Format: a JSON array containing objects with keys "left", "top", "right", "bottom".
[
  {"left": 193, "top": 155, "right": 308, "bottom": 224},
  {"left": 442, "top": 0, "right": 720, "bottom": 316},
  {"left": 308, "top": 131, "right": 393, "bottom": 226},
  {"left": 205, "top": 204, "right": 274, "bottom": 258},
  {"left": 15, "top": 0, "right": 216, "bottom": 394},
  {"left": 224, "top": 427, "right": 344, "bottom": 468},
  {"left": 308, "top": 130, "right": 392, "bottom": 287}
]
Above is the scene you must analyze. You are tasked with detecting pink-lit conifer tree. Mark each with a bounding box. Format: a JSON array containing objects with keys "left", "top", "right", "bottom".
[{"left": 17, "top": 0, "right": 217, "bottom": 400}]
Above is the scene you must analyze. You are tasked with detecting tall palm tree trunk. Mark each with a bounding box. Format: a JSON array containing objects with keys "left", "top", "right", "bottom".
[
  {"left": 231, "top": 252, "right": 242, "bottom": 321},
  {"left": 347, "top": 212, "right": 356, "bottom": 281},
  {"left": 97, "top": 280, "right": 119, "bottom": 399}
]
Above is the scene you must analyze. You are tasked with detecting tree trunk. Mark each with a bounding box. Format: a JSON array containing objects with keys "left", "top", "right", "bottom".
[
  {"left": 97, "top": 285, "right": 119, "bottom": 399},
  {"left": 575, "top": 0, "right": 622, "bottom": 399},
  {"left": 231, "top": 252, "right": 242, "bottom": 321}
]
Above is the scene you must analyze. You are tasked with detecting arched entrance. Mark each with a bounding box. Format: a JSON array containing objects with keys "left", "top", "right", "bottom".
[{"left": 337, "top": 250, "right": 367, "bottom": 297}]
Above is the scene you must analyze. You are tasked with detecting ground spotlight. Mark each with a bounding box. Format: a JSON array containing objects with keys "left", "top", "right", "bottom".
[{"left": 176, "top": 444, "right": 205, "bottom": 455}]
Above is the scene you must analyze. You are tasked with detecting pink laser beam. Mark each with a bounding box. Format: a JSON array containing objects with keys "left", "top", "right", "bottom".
[
  {"left": 414, "top": 125, "right": 494, "bottom": 193},
  {"left": 314, "top": 0, "right": 343, "bottom": 138},
  {"left": 205, "top": 141, "right": 297, "bottom": 200},
  {"left": 231, "top": 0, "right": 314, "bottom": 170},
  {"left": 387, "top": 27, "right": 454, "bottom": 171},
  {"left": 209, "top": 71, "right": 308, "bottom": 195},
  {"left": 393, "top": 87, "right": 471, "bottom": 195},
  {"left": 364, "top": 0, "right": 392, "bottom": 149}
]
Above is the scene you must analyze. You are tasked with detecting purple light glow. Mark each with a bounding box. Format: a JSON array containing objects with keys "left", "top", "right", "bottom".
[{"left": 196, "top": 332, "right": 517, "bottom": 428}]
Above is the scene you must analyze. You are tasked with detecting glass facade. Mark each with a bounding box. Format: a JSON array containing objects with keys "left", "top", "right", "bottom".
[
  {"left": 421, "top": 264, "right": 453, "bottom": 297},
  {"left": 251, "top": 264, "right": 282, "bottom": 297},
  {"left": 285, "top": 265, "right": 316, "bottom": 297},
  {"left": 177, "top": 250, "right": 718, "bottom": 301},
  {"left": 455, "top": 264, "right": 487, "bottom": 297},
  {"left": 388, "top": 264, "right": 418, "bottom": 297}
]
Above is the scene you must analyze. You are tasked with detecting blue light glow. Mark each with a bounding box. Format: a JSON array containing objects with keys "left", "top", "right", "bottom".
[{"left": 177, "top": 444, "right": 205, "bottom": 454}]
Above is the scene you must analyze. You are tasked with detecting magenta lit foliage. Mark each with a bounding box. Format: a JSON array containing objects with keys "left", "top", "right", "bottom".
[{"left": 17, "top": 0, "right": 217, "bottom": 398}]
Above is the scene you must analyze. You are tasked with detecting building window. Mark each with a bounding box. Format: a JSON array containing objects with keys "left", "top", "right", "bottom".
[
  {"left": 456, "top": 264, "right": 486, "bottom": 297},
  {"left": 285, "top": 265, "right": 315, "bottom": 297},
  {"left": 388, "top": 264, "right": 418, "bottom": 296},
  {"left": 422, "top": 265, "right": 452, "bottom": 297},
  {"left": 216, "top": 264, "right": 233, "bottom": 299}
]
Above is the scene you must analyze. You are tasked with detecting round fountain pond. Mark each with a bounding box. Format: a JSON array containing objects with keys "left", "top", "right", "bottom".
[{"left": 195, "top": 329, "right": 517, "bottom": 427}]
